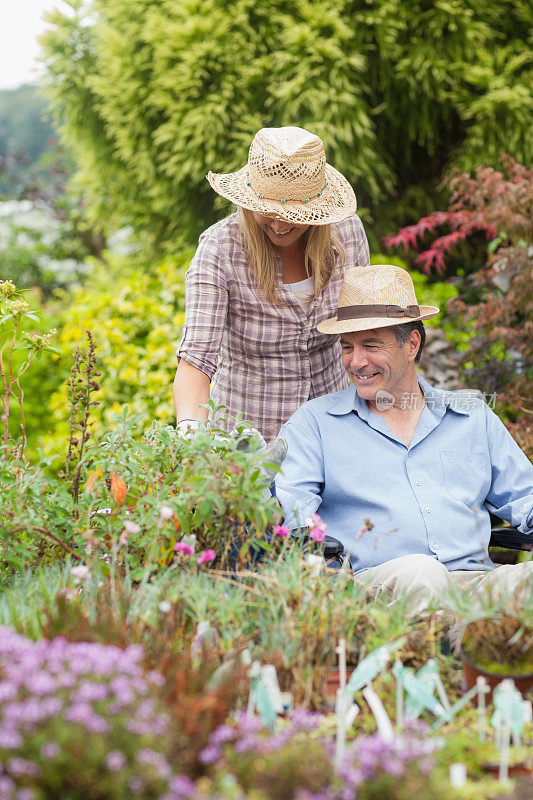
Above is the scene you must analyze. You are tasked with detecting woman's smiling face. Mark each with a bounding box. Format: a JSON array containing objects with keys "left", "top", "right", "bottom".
[{"left": 252, "top": 212, "right": 309, "bottom": 248}]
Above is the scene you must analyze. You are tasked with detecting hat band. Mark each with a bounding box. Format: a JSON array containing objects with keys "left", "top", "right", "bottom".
[
  {"left": 337, "top": 303, "right": 421, "bottom": 321},
  {"left": 246, "top": 172, "right": 328, "bottom": 204}
]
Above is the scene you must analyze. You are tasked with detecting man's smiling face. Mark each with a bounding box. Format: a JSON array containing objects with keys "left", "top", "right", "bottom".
[{"left": 340, "top": 327, "right": 420, "bottom": 406}]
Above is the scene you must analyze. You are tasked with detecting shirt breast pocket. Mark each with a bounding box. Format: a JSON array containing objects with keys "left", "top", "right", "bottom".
[{"left": 440, "top": 450, "right": 488, "bottom": 505}]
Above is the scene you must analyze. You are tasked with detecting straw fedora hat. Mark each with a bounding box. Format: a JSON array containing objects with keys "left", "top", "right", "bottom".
[
  {"left": 317, "top": 265, "right": 439, "bottom": 335},
  {"left": 207, "top": 126, "right": 357, "bottom": 225}
]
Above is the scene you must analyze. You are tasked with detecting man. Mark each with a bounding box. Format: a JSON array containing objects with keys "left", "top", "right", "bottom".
[{"left": 275, "top": 264, "right": 533, "bottom": 614}]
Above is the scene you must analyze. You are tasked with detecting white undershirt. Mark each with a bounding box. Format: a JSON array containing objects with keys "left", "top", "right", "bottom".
[{"left": 283, "top": 276, "right": 314, "bottom": 311}]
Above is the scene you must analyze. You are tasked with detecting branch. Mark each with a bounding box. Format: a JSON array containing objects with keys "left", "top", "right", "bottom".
[{"left": 10, "top": 524, "right": 84, "bottom": 561}]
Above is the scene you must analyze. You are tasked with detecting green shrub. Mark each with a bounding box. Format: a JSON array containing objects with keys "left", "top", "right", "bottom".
[
  {"left": 41, "top": 0, "right": 533, "bottom": 251},
  {"left": 40, "top": 249, "right": 190, "bottom": 458}
]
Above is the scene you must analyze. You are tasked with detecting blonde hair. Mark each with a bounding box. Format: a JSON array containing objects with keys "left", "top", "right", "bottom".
[{"left": 236, "top": 207, "right": 345, "bottom": 304}]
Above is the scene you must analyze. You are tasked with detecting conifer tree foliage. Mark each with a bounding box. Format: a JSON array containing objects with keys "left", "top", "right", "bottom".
[{"left": 41, "top": 0, "right": 532, "bottom": 250}]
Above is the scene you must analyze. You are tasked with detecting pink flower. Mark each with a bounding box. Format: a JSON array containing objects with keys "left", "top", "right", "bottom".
[
  {"left": 124, "top": 520, "right": 141, "bottom": 535},
  {"left": 174, "top": 542, "right": 192, "bottom": 557},
  {"left": 160, "top": 505, "right": 174, "bottom": 521},
  {"left": 197, "top": 549, "right": 216, "bottom": 565},
  {"left": 306, "top": 513, "right": 327, "bottom": 543},
  {"left": 274, "top": 524, "right": 289, "bottom": 537},
  {"left": 70, "top": 565, "right": 89, "bottom": 581}
]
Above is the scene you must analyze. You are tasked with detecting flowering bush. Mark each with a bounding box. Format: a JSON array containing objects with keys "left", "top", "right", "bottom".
[
  {"left": 199, "top": 713, "right": 448, "bottom": 800},
  {"left": 0, "top": 626, "right": 195, "bottom": 800},
  {"left": 1, "top": 405, "right": 277, "bottom": 577}
]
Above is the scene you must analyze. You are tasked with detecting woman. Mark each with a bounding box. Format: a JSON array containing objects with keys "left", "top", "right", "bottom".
[{"left": 173, "top": 126, "right": 369, "bottom": 442}]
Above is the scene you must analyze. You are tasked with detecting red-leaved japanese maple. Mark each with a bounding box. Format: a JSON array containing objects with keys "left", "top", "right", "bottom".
[{"left": 384, "top": 156, "right": 532, "bottom": 455}]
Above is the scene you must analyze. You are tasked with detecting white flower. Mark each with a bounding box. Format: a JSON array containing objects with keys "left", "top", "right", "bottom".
[{"left": 158, "top": 601, "right": 171, "bottom": 614}]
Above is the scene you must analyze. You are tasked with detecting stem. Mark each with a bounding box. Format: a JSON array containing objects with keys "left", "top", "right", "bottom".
[
  {"left": 65, "top": 357, "right": 79, "bottom": 479},
  {"left": 0, "top": 347, "right": 9, "bottom": 445},
  {"left": 12, "top": 357, "right": 33, "bottom": 457},
  {"left": 10, "top": 524, "right": 84, "bottom": 560}
]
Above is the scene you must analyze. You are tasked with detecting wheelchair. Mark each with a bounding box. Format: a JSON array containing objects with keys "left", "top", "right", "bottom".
[{"left": 313, "top": 514, "right": 532, "bottom": 570}]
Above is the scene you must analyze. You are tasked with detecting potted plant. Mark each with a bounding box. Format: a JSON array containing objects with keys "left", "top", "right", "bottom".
[{"left": 446, "top": 581, "right": 533, "bottom": 696}]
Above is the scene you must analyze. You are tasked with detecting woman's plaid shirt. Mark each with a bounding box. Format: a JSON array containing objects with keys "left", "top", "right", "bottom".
[{"left": 177, "top": 213, "right": 369, "bottom": 442}]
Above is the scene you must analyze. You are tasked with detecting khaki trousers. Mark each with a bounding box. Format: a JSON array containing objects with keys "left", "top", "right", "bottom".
[{"left": 358, "top": 554, "right": 533, "bottom": 617}]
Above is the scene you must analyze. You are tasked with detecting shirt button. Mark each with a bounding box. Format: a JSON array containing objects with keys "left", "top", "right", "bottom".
[
  {"left": 434, "top": 544, "right": 440, "bottom": 550},
  {"left": 408, "top": 453, "right": 413, "bottom": 458},
  {"left": 415, "top": 480, "right": 421, "bottom": 486},
  {"left": 425, "top": 507, "right": 431, "bottom": 513}
]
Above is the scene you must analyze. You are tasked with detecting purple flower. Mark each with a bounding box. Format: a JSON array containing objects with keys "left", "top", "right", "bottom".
[
  {"left": 289, "top": 708, "right": 322, "bottom": 732},
  {"left": 168, "top": 775, "right": 196, "bottom": 798},
  {"left": 16, "top": 790, "right": 36, "bottom": 800},
  {"left": 274, "top": 524, "right": 290, "bottom": 537},
  {"left": 40, "top": 742, "right": 61, "bottom": 760},
  {"left": 0, "top": 777, "right": 15, "bottom": 794},
  {"left": 6, "top": 758, "right": 41, "bottom": 778},
  {"left": 0, "top": 730, "right": 23, "bottom": 749},
  {"left": 128, "top": 776, "right": 144, "bottom": 795},
  {"left": 234, "top": 711, "right": 264, "bottom": 734},
  {"left": 197, "top": 549, "right": 216, "bottom": 565},
  {"left": 64, "top": 703, "right": 110, "bottom": 734},
  {"left": 28, "top": 672, "right": 56, "bottom": 696},
  {"left": 198, "top": 744, "right": 221, "bottom": 764},
  {"left": 105, "top": 750, "right": 127, "bottom": 772},
  {"left": 209, "top": 723, "right": 236, "bottom": 744},
  {"left": 234, "top": 734, "right": 261, "bottom": 753},
  {"left": 147, "top": 670, "right": 165, "bottom": 687}
]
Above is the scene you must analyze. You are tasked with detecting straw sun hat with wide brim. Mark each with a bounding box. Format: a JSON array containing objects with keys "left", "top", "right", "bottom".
[
  {"left": 317, "top": 265, "right": 440, "bottom": 335},
  {"left": 207, "top": 126, "right": 357, "bottom": 226}
]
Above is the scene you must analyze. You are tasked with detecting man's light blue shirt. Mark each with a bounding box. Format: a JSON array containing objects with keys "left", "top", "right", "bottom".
[{"left": 275, "top": 377, "right": 533, "bottom": 574}]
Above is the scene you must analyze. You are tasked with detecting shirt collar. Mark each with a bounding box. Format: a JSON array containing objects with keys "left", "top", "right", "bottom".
[{"left": 326, "top": 374, "right": 473, "bottom": 418}]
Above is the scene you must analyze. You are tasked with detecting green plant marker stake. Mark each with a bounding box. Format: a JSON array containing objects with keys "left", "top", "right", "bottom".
[
  {"left": 247, "top": 662, "right": 284, "bottom": 733},
  {"left": 346, "top": 639, "right": 404, "bottom": 694},
  {"left": 392, "top": 662, "right": 450, "bottom": 722},
  {"left": 431, "top": 684, "right": 478, "bottom": 732},
  {"left": 491, "top": 679, "right": 527, "bottom": 748},
  {"left": 404, "top": 659, "right": 450, "bottom": 718}
]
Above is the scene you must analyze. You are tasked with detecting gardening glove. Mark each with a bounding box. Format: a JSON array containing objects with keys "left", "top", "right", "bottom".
[
  {"left": 176, "top": 418, "right": 202, "bottom": 437},
  {"left": 235, "top": 432, "right": 287, "bottom": 504},
  {"left": 232, "top": 426, "right": 268, "bottom": 454}
]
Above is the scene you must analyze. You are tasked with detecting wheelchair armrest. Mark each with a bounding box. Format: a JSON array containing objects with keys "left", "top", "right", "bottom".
[
  {"left": 291, "top": 529, "right": 345, "bottom": 560},
  {"left": 489, "top": 527, "right": 533, "bottom": 551}
]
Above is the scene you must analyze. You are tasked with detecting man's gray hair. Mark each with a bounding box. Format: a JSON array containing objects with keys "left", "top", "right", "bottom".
[{"left": 392, "top": 321, "right": 426, "bottom": 364}]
